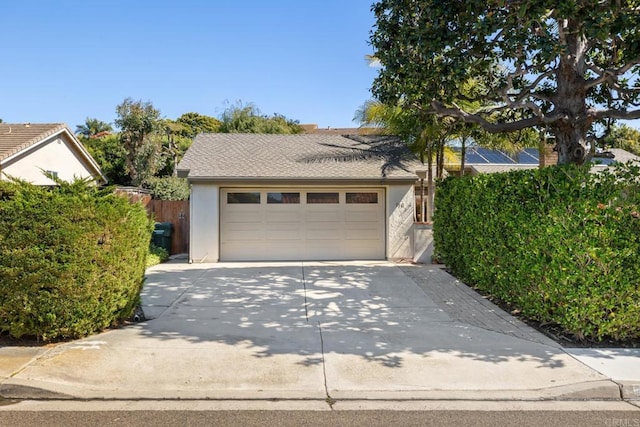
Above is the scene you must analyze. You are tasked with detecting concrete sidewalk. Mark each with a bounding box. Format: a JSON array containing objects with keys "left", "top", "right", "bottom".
[{"left": 0, "top": 261, "right": 637, "bottom": 402}]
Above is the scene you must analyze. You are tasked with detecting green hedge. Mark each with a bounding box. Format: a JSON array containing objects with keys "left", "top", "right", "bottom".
[
  {"left": 433, "top": 163, "right": 640, "bottom": 341},
  {"left": 0, "top": 179, "right": 152, "bottom": 341}
]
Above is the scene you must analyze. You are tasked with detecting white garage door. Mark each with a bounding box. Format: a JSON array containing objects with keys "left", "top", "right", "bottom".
[{"left": 220, "top": 188, "right": 385, "bottom": 261}]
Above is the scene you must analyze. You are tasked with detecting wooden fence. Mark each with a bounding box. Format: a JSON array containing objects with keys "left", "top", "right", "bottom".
[{"left": 146, "top": 200, "right": 190, "bottom": 255}]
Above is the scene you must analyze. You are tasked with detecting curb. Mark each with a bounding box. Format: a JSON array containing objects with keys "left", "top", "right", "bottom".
[{"left": 0, "top": 378, "right": 623, "bottom": 402}]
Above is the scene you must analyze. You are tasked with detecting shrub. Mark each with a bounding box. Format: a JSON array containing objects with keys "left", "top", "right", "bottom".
[
  {"left": 143, "top": 176, "right": 189, "bottom": 200},
  {"left": 0, "top": 179, "right": 152, "bottom": 341},
  {"left": 434, "top": 163, "right": 640, "bottom": 341},
  {"left": 147, "top": 244, "right": 169, "bottom": 267}
]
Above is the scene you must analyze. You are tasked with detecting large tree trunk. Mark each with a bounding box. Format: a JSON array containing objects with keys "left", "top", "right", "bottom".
[
  {"left": 551, "top": 18, "right": 593, "bottom": 165},
  {"left": 550, "top": 120, "right": 590, "bottom": 165}
]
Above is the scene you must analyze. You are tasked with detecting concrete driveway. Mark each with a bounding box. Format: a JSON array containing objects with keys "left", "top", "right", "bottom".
[{"left": 0, "top": 261, "right": 619, "bottom": 401}]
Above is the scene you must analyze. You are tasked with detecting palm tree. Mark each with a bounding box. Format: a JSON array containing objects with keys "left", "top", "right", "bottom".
[
  {"left": 75, "top": 118, "right": 113, "bottom": 139},
  {"left": 356, "top": 99, "right": 458, "bottom": 222}
]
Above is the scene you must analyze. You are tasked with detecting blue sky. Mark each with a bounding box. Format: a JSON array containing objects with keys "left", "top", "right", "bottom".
[{"left": 1, "top": 1, "right": 378, "bottom": 130}]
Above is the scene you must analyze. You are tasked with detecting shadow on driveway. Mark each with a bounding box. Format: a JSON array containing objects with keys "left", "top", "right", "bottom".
[{"left": 139, "top": 261, "right": 571, "bottom": 370}]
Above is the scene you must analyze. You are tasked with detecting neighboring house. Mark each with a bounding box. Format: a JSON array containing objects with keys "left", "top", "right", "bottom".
[
  {"left": 589, "top": 148, "right": 640, "bottom": 172},
  {"left": 0, "top": 123, "right": 106, "bottom": 185},
  {"left": 446, "top": 146, "right": 639, "bottom": 176},
  {"left": 447, "top": 147, "right": 540, "bottom": 176},
  {"left": 301, "top": 124, "right": 380, "bottom": 135},
  {"left": 177, "top": 133, "right": 425, "bottom": 262}
]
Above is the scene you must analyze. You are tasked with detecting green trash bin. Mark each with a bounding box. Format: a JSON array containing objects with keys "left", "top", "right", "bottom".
[{"left": 152, "top": 222, "right": 172, "bottom": 253}]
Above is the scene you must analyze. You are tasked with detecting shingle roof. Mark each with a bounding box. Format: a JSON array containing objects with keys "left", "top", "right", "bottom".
[
  {"left": 609, "top": 148, "right": 640, "bottom": 164},
  {"left": 178, "top": 133, "right": 423, "bottom": 181},
  {"left": 0, "top": 123, "right": 68, "bottom": 162}
]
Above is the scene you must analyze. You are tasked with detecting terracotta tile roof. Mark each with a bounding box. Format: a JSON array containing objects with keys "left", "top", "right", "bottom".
[
  {"left": 178, "top": 133, "right": 423, "bottom": 181},
  {"left": 0, "top": 123, "right": 67, "bottom": 162}
]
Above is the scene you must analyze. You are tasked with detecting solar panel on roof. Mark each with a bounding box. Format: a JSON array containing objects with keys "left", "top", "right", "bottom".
[
  {"left": 462, "top": 147, "right": 547, "bottom": 165},
  {"left": 523, "top": 148, "right": 540, "bottom": 159},
  {"left": 513, "top": 150, "right": 539, "bottom": 164},
  {"left": 465, "top": 147, "right": 489, "bottom": 163},
  {"left": 476, "top": 148, "right": 516, "bottom": 163}
]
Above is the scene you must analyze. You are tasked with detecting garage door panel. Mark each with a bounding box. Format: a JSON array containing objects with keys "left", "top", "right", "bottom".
[
  {"left": 346, "top": 211, "right": 380, "bottom": 222},
  {"left": 266, "top": 228, "right": 302, "bottom": 240},
  {"left": 265, "top": 221, "right": 301, "bottom": 231},
  {"left": 345, "top": 227, "right": 380, "bottom": 239},
  {"left": 306, "top": 211, "right": 340, "bottom": 222},
  {"left": 224, "top": 211, "right": 262, "bottom": 223},
  {"left": 266, "top": 211, "right": 301, "bottom": 223},
  {"left": 221, "top": 242, "right": 266, "bottom": 258},
  {"left": 223, "top": 229, "right": 263, "bottom": 242},
  {"left": 306, "top": 228, "right": 341, "bottom": 239},
  {"left": 221, "top": 188, "right": 384, "bottom": 261},
  {"left": 345, "top": 220, "right": 378, "bottom": 229}
]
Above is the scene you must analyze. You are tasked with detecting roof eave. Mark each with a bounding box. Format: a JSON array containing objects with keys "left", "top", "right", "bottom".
[{"left": 185, "top": 175, "right": 419, "bottom": 185}]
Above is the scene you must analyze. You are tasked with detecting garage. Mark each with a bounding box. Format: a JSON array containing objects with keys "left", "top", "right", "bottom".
[
  {"left": 220, "top": 188, "right": 385, "bottom": 261},
  {"left": 178, "top": 133, "right": 422, "bottom": 263}
]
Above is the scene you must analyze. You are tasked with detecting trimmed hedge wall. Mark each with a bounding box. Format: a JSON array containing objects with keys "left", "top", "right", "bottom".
[
  {"left": 433, "top": 163, "right": 640, "bottom": 341},
  {"left": 0, "top": 179, "right": 152, "bottom": 341}
]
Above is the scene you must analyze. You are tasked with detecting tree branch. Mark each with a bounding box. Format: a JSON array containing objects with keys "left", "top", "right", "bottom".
[
  {"left": 585, "top": 59, "right": 640, "bottom": 89},
  {"left": 430, "top": 101, "right": 548, "bottom": 132},
  {"left": 591, "top": 108, "right": 640, "bottom": 121}
]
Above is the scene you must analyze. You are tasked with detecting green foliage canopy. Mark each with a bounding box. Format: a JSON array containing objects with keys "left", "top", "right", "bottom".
[
  {"left": 81, "top": 134, "right": 129, "bottom": 185},
  {"left": 176, "top": 112, "right": 221, "bottom": 138},
  {"left": 75, "top": 118, "right": 113, "bottom": 138},
  {"left": 142, "top": 176, "right": 189, "bottom": 200},
  {"left": 370, "top": 0, "right": 640, "bottom": 165},
  {"left": 218, "top": 102, "right": 303, "bottom": 134},
  {"left": 115, "top": 98, "right": 163, "bottom": 186},
  {"left": 601, "top": 124, "right": 640, "bottom": 156}
]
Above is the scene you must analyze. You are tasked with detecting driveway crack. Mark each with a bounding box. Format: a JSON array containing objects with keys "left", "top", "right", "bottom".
[
  {"left": 302, "top": 264, "right": 335, "bottom": 409},
  {"left": 317, "top": 321, "right": 336, "bottom": 409}
]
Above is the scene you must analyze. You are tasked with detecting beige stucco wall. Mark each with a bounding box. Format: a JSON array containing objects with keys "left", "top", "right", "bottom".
[
  {"left": 386, "top": 184, "right": 415, "bottom": 260},
  {"left": 413, "top": 223, "right": 434, "bottom": 263},
  {"left": 1, "top": 135, "right": 96, "bottom": 185},
  {"left": 189, "top": 182, "right": 220, "bottom": 263}
]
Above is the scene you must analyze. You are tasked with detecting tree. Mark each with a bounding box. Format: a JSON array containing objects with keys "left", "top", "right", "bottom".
[
  {"left": 218, "top": 102, "right": 303, "bottom": 134},
  {"left": 158, "top": 119, "right": 192, "bottom": 177},
  {"left": 356, "top": 99, "right": 457, "bottom": 222},
  {"left": 601, "top": 123, "right": 640, "bottom": 156},
  {"left": 81, "top": 134, "right": 129, "bottom": 185},
  {"left": 75, "top": 118, "right": 113, "bottom": 138},
  {"left": 114, "top": 98, "right": 162, "bottom": 186},
  {"left": 370, "top": 0, "right": 640, "bottom": 165},
  {"left": 176, "top": 112, "right": 221, "bottom": 138}
]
